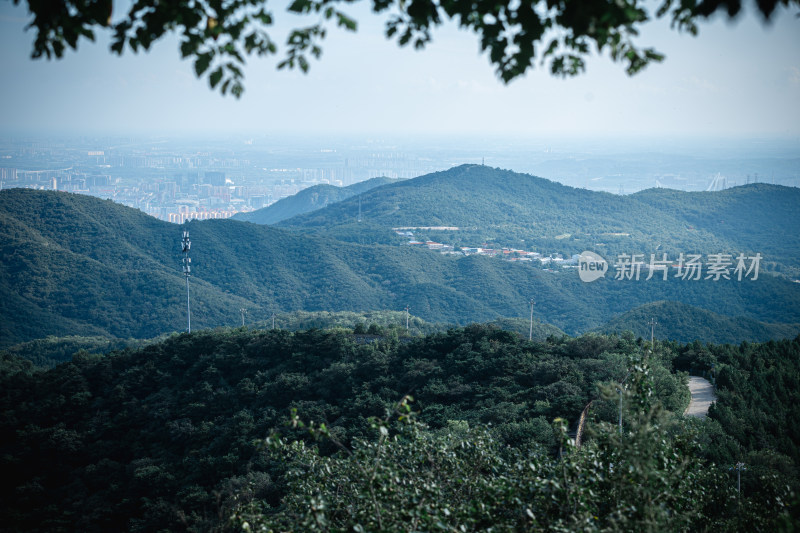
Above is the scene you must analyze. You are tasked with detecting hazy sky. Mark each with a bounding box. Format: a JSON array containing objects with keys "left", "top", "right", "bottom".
[{"left": 1, "top": 1, "right": 799, "bottom": 139}]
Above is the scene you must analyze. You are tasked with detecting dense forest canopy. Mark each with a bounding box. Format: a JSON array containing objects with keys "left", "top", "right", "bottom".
[
  {"left": 595, "top": 300, "right": 800, "bottom": 344},
  {"left": 1, "top": 326, "right": 798, "bottom": 531}
]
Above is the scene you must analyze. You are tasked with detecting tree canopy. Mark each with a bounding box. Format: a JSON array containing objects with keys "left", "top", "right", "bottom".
[
  {"left": 2, "top": 326, "right": 799, "bottom": 530},
  {"left": 13, "top": 0, "right": 799, "bottom": 97}
]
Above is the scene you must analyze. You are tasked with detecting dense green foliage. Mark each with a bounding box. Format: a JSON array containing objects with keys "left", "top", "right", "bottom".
[
  {"left": 232, "top": 177, "right": 400, "bottom": 225},
  {"left": 672, "top": 337, "right": 800, "bottom": 477},
  {"left": 0, "top": 312, "right": 445, "bottom": 368},
  {"left": 0, "top": 311, "right": 568, "bottom": 370},
  {"left": 597, "top": 301, "right": 800, "bottom": 344},
  {"left": 0, "top": 335, "right": 140, "bottom": 368},
  {"left": 244, "top": 309, "right": 445, "bottom": 336},
  {"left": 0, "top": 326, "right": 690, "bottom": 531},
  {"left": 2, "top": 327, "right": 797, "bottom": 531},
  {"left": 235, "top": 395, "right": 745, "bottom": 532}
]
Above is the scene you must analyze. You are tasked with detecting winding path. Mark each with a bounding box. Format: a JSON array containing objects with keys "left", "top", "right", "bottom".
[{"left": 685, "top": 376, "right": 717, "bottom": 418}]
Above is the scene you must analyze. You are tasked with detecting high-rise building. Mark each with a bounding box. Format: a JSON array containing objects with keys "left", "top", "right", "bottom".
[{"left": 205, "top": 171, "right": 226, "bottom": 186}]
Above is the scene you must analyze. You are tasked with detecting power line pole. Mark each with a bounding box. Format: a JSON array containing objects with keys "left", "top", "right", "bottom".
[
  {"left": 735, "top": 462, "right": 745, "bottom": 495},
  {"left": 648, "top": 317, "right": 657, "bottom": 349},
  {"left": 181, "top": 230, "right": 192, "bottom": 333},
  {"left": 529, "top": 298, "right": 535, "bottom": 341},
  {"left": 240, "top": 308, "right": 247, "bottom": 327},
  {"left": 271, "top": 311, "right": 276, "bottom": 330},
  {"left": 404, "top": 305, "right": 410, "bottom": 331}
]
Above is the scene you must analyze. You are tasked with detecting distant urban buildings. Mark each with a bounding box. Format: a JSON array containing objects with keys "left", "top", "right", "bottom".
[{"left": 0, "top": 139, "right": 436, "bottom": 223}]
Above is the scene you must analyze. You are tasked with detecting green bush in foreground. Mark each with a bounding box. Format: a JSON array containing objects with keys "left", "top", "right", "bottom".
[{"left": 231, "top": 364, "right": 793, "bottom": 532}]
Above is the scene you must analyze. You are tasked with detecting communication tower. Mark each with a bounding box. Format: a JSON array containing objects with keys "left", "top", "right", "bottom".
[
  {"left": 529, "top": 298, "right": 535, "bottom": 340},
  {"left": 181, "top": 230, "right": 192, "bottom": 333}
]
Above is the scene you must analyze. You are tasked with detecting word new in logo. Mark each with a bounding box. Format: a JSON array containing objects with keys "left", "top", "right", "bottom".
[{"left": 578, "top": 251, "right": 608, "bottom": 283}]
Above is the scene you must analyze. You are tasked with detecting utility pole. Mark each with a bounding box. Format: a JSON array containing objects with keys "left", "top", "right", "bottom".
[
  {"left": 529, "top": 298, "right": 535, "bottom": 341},
  {"left": 239, "top": 308, "right": 247, "bottom": 327},
  {"left": 734, "top": 462, "right": 746, "bottom": 496},
  {"left": 271, "top": 311, "right": 276, "bottom": 330},
  {"left": 618, "top": 387, "right": 623, "bottom": 435},
  {"left": 181, "top": 230, "right": 192, "bottom": 333},
  {"left": 648, "top": 317, "right": 657, "bottom": 346},
  {"left": 404, "top": 305, "right": 410, "bottom": 331}
]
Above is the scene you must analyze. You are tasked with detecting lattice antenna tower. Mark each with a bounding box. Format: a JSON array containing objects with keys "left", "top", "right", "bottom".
[{"left": 181, "top": 230, "right": 192, "bottom": 333}]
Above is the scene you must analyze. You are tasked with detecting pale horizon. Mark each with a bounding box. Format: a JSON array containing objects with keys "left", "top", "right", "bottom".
[{"left": 1, "top": 2, "right": 799, "bottom": 141}]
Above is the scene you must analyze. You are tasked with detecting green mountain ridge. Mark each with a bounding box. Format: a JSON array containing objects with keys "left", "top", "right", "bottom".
[
  {"left": 232, "top": 176, "right": 400, "bottom": 225},
  {"left": 595, "top": 300, "right": 800, "bottom": 344},
  {"left": 2, "top": 165, "right": 800, "bottom": 347},
  {"left": 0, "top": 312, "right": 567, "bottom": 370},
  {"left": 278, "top": 165, "right": 800, "bottom": 273}
]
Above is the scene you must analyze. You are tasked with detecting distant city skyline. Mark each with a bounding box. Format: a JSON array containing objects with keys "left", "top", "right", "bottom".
[{"left": 1, "top": 2, "right": 799, "bottom": 140}]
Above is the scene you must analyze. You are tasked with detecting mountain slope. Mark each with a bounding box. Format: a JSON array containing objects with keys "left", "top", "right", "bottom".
[
  {"left": 632, "top": 184, "right": 800, "bottom": 272},
  {"left": 278, "top": 165, "right": 800, "bottom": 273},
  {"left": 595, "top": 300, "right": 800, "bottom": 344},
  {"left": 233, "top": 177, "right": 400, "bottom": 225},
  {"left": 3, "top": 187, "right": 800, "bottom": 347},
  {"left": 0, "top": 189, "right": 275, "bottom": 345}
]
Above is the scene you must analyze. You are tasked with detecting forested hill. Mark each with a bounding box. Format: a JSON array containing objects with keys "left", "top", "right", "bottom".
[
  {"left": 1, "top": 327, "right": 798, "bottom": 531},
  {"left": 278, "top": 165, "right": 800, "bottom": 273},
  {"left": 596, "top": 301, "right": 800, "bottom": 344},
  {"left": 0, "top": 327, "right": 689, "bottom": 531},
  {"left": 232, "top": 176, "right": 400, "bottom": 225},
  {"left": 632, "top": 184, "right": 800, "bottom": 274},
  {"left": 3, "top": 188, "right": 800, "bottom": 347}
]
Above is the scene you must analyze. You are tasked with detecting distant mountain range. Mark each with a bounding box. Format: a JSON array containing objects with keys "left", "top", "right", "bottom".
[
  {"left": 2, "top": 165, "right": 799, "bottom": 347},
  {"left": 275, "top": 165, "right": 800, "bottom": 274},
  {"left": 232, "top": 177, "right": 400, "bottom": 225}
]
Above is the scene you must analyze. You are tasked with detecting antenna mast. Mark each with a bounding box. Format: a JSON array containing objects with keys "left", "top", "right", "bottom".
[
  {"left": 648, "top": 317, "right": 657, "bottom": 347},
  {"left": 529, "top": 298, "right": 535, "bottom": 340},
  {"left": 181, "top": 230, "right": 192, "bottom": 333}
]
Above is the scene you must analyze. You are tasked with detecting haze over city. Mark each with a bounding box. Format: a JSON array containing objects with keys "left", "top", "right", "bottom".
[{"left": 0, "top": 1, "right": 798, "bottom": 220}]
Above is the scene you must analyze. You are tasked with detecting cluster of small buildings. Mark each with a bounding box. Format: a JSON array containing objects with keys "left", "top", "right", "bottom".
[{"left": 396, "top": 229, "right": 580, "bottom": 267}]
